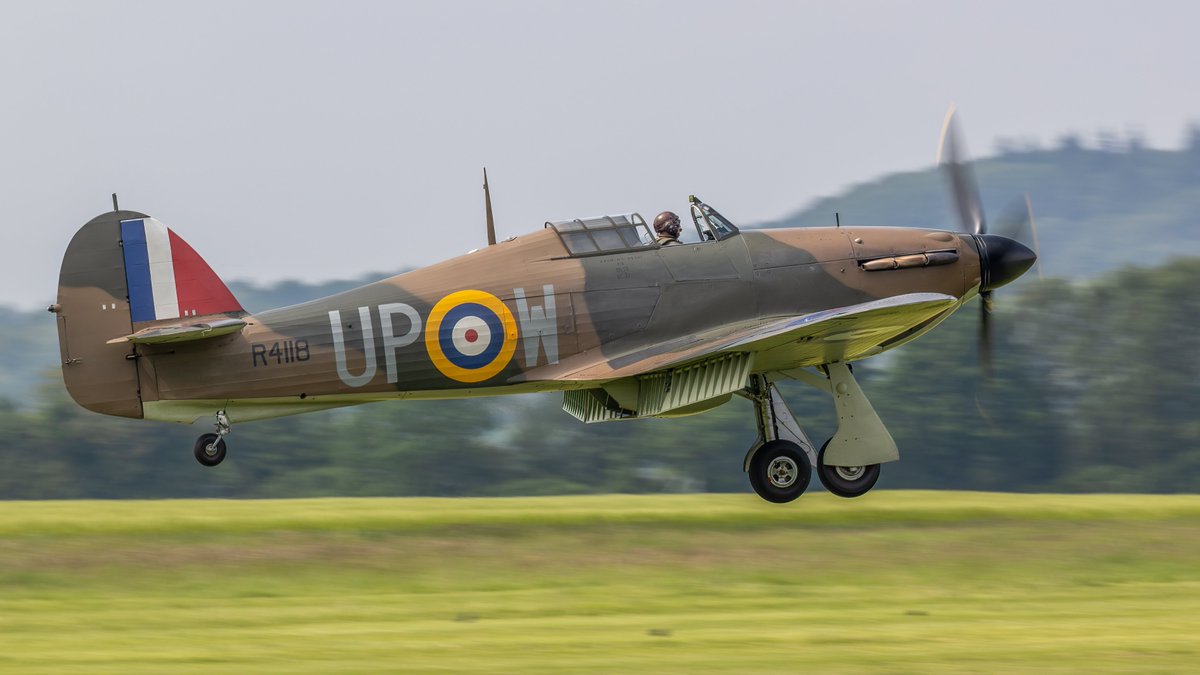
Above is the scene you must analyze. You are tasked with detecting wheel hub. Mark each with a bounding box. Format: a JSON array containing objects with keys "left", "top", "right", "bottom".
[
  {"left": 834, "top": 465, "right": 865, "bottom": 481},
  {"left": 766, "top": 457, "right": 798, "bottom": 488}
]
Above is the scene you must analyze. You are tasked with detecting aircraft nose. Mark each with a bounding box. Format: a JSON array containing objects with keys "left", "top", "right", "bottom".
[{"left": 976, "top": 234, "right": 1037, "bottom": 292}]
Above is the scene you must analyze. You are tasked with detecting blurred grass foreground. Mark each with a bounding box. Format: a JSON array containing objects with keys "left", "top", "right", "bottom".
[{"left": 2, "top": 492, "right": 1200, "bottom": 673}]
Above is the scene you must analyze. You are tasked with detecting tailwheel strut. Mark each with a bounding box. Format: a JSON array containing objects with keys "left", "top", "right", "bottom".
[{"left": 194, "top": 410, "right": 230, "bottom": 467}]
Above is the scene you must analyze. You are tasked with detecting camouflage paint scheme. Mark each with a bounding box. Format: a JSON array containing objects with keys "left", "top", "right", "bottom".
[{"left": 54, "top": 205, "right": 983, "bottom": 426}]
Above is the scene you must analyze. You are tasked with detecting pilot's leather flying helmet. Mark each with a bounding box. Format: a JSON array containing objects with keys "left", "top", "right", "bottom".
[{"left": 653, "top": 211, "right": 681, "bottom": 238}]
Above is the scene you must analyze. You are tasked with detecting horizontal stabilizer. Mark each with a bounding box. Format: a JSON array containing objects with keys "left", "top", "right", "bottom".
[{"left": 106, "top": 318, "right": 247, "bottom": 345}]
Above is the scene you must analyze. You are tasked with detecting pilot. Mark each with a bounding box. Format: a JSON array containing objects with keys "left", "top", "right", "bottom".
[{"left": 653, "top": 211, "right": 682, "bottom": 246}]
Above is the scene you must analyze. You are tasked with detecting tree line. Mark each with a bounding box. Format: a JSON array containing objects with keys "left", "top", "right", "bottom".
[{"left": 1, "top": 257, "right": 1197, "bottom": 499}]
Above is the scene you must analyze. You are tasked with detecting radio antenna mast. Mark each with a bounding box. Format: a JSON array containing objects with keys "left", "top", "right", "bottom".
[{"left": 483, "top": 168, "right": 497, "bottom": 246}]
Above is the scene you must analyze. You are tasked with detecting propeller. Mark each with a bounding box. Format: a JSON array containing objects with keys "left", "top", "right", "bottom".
[
  {"left": 937, "top": 107, "right": 986, "bottom": 236},
  {"left": 994, "top": 194, "right": 1044, "bottom": 282},
  {"left": 937, "top": 107, "right": 1038, "bottom": 375}
]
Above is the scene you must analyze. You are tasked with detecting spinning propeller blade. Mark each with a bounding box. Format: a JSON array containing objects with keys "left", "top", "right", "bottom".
[
  {"left": 938, "top": 106, "right": 986, "bottom": 236},
  {"left": 938, "top": 107, "right": 1037, "bottom": 375}
]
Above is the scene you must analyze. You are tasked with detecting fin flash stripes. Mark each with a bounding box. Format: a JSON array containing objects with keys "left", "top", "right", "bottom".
[{"left": 120, "top": 218, "right": 240, "bottom": 323}]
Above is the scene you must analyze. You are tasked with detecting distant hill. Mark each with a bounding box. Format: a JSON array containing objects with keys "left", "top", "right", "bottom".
[
  {"left": 0, "top": 307, "right": 58, "bottom": 402},
  {"left": 756, "top": 139, "right": 1200, "bottom": 280},
  {"left": 226, "top": 271, "right": 405, "bottom": 314}
]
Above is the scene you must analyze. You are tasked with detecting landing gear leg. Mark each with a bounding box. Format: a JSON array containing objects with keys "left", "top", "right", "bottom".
[
  {"left": 193, "top": 410, "right": 230, "bottom": 467},
  {"left": 781, "top": 363, "right": 896, "bottom": 498},
  {"left": 739, "top": 375, "right": 816, "bottom": 503}
]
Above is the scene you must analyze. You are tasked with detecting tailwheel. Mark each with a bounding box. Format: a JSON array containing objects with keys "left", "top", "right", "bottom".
[
  {"left": 817, "top": 440, "right": 880, "bottom": 498},
  {"left": 748, "top": 440, "right": 812, "bottom": 504},
  {"left": 193, "top": 433, "right": 227, "bottom": 467}
]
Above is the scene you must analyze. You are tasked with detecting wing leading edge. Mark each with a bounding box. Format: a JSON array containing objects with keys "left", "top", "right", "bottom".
[{"left": 515, "top": 292, "right": 960, "bottom": 384}]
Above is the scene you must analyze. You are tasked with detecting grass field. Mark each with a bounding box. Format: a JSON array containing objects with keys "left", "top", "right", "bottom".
[{"left": 2, "top": 492, "right": 1199, "bottom": 673}]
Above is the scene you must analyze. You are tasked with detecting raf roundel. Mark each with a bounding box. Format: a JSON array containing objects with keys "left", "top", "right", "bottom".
[{"left": 425, "top": 290, "right": 518, "bottom": 383}]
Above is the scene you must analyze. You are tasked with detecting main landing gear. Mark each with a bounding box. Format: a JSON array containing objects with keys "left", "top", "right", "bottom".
[
  {"left": 748, "top": 439, "right": 812, "bottom": 504},
  {"left": 194, "top": 410, "right": 230, "bottom": 467},
  {"left": 816, "top": 440, "right": 881, "bottom": 498},
  {"left": 739, "top": 363, "right": 896, "bottom": 503}
]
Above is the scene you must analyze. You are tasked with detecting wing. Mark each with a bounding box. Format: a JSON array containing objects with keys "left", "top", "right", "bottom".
[{"left": 514, "top": 292, "right": 959, "bottom": 383}]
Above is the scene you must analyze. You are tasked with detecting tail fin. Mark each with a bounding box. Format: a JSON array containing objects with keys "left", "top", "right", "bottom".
[
  {"left": 119, "top": 216, "right": 242, "bottom": 323},
  {"left": 54, "top": 210, "right": 243, "bottom": 419}
]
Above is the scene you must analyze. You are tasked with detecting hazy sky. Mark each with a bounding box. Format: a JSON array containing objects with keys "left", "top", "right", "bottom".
[{"left": 2, "top": 1, "right": 1196, "bottom": 310}]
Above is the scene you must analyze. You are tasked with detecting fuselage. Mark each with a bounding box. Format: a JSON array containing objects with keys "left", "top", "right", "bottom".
[{"left": 134, "top": 224, "right": 983, "bottom": 423}]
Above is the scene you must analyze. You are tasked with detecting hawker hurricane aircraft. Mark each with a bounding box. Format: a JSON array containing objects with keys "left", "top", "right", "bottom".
[{"left": 52, "top": 111, "right": 1035, "bottom": 503}]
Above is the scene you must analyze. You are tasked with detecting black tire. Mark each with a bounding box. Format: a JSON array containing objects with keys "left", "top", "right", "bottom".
[
  {"left": 193, "top": 433, "right": 227, "bottom": 467},
  {"left": 816, "top": 439, "right": 880, "bottom": 498},
  {"left": 748, "top": 440, "right": 812, "bottom": 504}
]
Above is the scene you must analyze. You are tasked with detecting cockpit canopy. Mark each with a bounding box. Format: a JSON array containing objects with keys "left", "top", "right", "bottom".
[
  {"left": 546, "top": 214, "right": 656, "bottom": 256},
  {"left": 688, "top": 195, "right": 739, "bottom": 241},
  {"left": 545, "top": 196, "right": 740, "bottom": 257}
]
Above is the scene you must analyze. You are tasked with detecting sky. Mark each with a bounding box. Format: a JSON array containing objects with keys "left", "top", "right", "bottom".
[{"left": 2, "top": 0, "right": 1196, "bottom": 310}]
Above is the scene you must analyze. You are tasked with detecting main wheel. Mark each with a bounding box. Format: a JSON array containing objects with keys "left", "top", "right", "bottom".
[
  {"left": 816, "top": 439, "right": 880, "bottom": 498},
  {"left": 194, "top": 433, "right": 227, "bottom": 467},
  {"left": 748, "top": 440, "right": 812, "bottom": 503}
]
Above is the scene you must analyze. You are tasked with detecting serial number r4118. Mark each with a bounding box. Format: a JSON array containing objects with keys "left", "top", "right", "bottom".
[{"left": 252, "top": 340, "right": 310, "bottom": 367}]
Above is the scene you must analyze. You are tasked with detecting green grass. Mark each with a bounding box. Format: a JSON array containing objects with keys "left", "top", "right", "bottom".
[{"left": 2, "top": 492, "right": 1199, "bottom": 673}]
